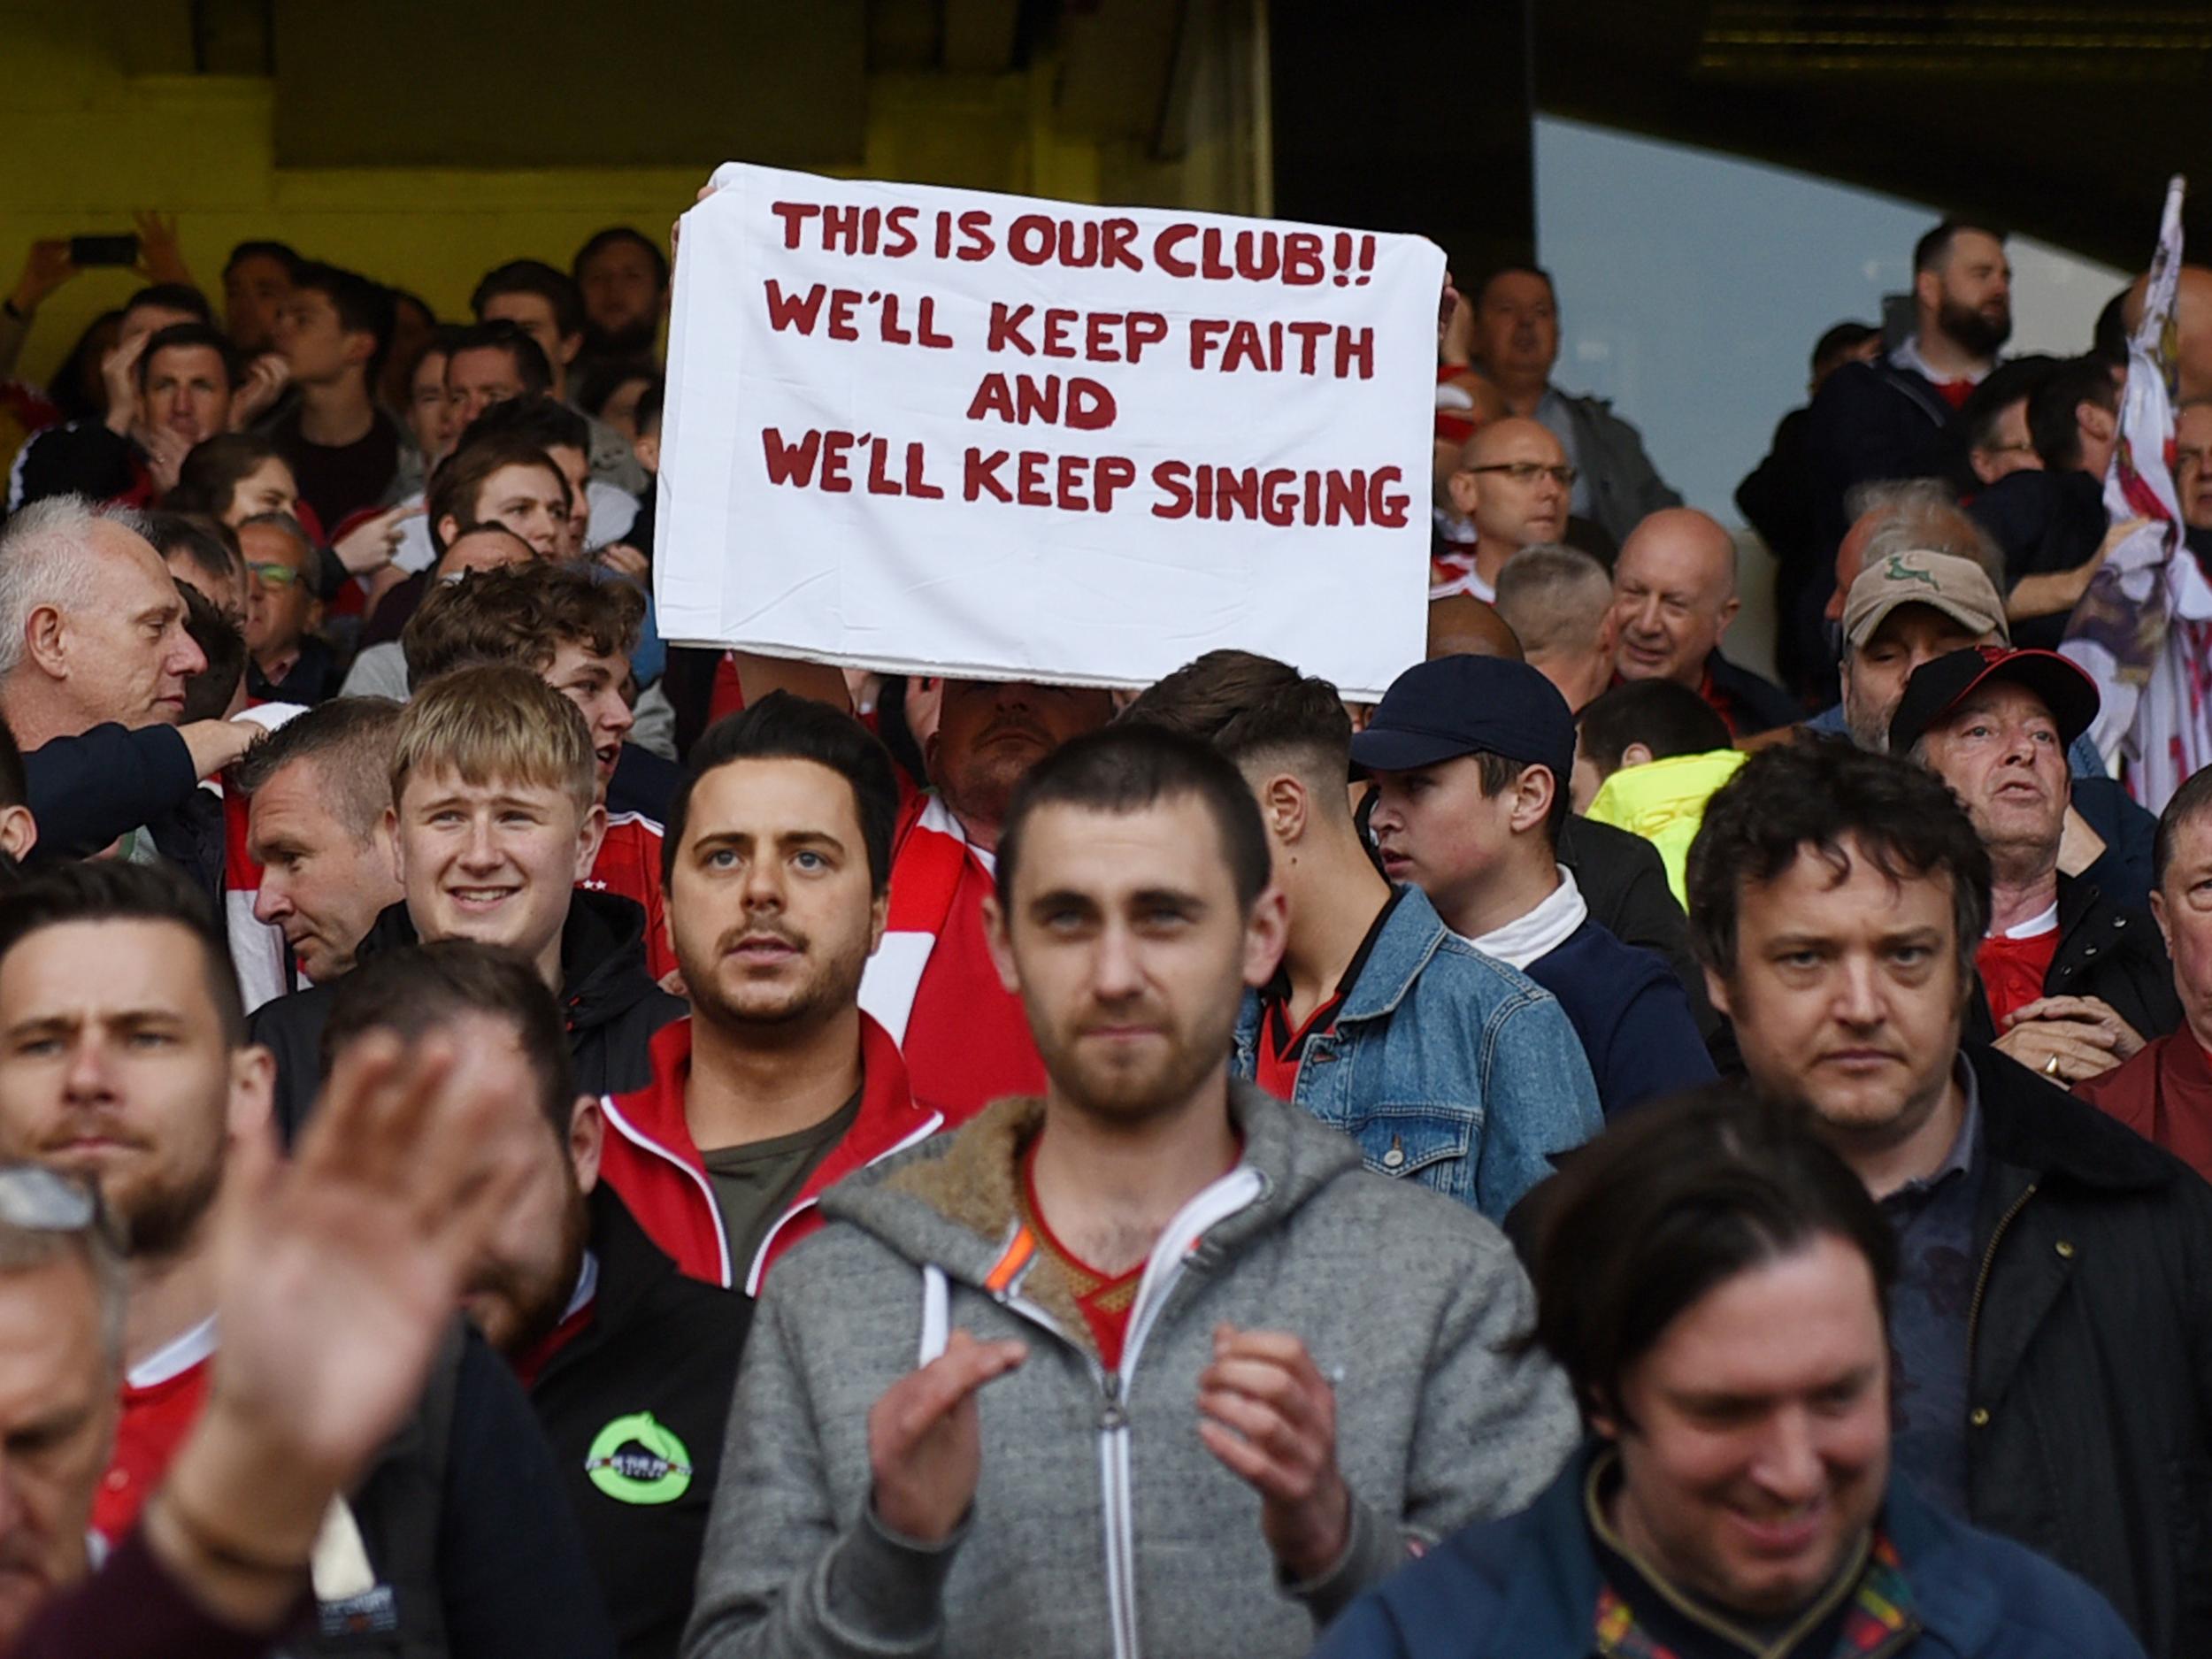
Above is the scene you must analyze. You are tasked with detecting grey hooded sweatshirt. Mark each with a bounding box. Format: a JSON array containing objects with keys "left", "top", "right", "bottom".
[{"left": 681, "top": 1082, "right": 1578, "bottom": 1659}]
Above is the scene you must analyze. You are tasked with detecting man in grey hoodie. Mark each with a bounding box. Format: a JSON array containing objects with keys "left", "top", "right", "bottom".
[{"left": 682, "top": 725, "right": 1579, "bottom": 1659}]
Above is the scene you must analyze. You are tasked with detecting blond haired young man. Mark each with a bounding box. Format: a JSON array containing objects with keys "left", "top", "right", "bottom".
[{"left": 248, "top": 663, "right": 681, "bottom": 1135}]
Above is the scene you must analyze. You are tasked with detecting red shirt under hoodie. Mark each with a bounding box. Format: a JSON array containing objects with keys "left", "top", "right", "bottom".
[{"left": 598, "top": 1013, "right": 950, "bottom": 1294}]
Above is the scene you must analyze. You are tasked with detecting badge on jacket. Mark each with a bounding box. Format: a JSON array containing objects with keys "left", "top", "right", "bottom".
[{"left": 586, "top": 1412, "right": 694, "bottom": 1505}]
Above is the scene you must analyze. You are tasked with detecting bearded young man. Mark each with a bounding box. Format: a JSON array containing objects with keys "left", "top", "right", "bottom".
[{"left": 680, "top": 724, "right": 1578, "bottom": 1658}]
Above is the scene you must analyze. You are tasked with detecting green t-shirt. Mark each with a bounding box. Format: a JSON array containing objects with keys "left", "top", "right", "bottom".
[{"left": 700, "top": 1087, "right": 862, "bottom": 1280}]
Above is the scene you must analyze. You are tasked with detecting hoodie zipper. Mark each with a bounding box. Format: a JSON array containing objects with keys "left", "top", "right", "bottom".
[
  {"left": 598, "top": 1095, "right": 734, "bottom": 1289},
  {"left": 987, "top": 1167, "right": 1263, "bottom": 1659}
]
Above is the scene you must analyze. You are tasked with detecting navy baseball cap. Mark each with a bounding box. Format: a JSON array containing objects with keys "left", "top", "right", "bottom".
[
  {"left": 1349, "top": 655, "right": 1576, "bottom": 783},
  {"left": 1887, "top": 645, "right": 2101, "bottom": 756}
]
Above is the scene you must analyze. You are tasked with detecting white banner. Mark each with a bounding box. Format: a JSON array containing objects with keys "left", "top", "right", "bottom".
[{"left": 654, "top": 163, "right": 1440, "bottom": 699}]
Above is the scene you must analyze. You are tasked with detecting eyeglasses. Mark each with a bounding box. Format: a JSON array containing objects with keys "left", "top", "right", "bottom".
[
  {"left": 0, "top": 1164, "right": 106, "bottom": 1235},
  {"left": 1463, "top": 462, "right": 1578, "bottom": 488},
  {"left": 246, "top": 561, "right": 302, "bottom": 589}
]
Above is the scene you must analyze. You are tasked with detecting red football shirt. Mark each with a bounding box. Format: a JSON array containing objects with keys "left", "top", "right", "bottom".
[
  {"left": 588, "top": 813, "right": 674, "bottom": 982},
  {"left": 93, "top": 1320, "right": 217, "bottom": 1547},
  {"left": 1978, "top": 921, "right": 2060, "bottom": 1031},
  {"left": 902, "top": 853, "right": 1048, "bottom": 1114}
]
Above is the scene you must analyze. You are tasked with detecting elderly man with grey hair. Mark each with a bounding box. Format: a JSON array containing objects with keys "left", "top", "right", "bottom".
[{"left": 0, "top": 495, "right": 262, "bottom": 864}]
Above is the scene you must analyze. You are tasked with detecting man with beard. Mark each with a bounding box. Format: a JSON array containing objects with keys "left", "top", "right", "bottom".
[
  {"left": 600, "top": 693, "right": 950, "bottom": 1294},
  {"left": 680, "top": 723, "right": 1578, "bottom": 1658},
  {"left": 323, "top": 941, "right": 749, "bottom": 1659},
  {"left": 572, "top": 227, "right": 669, "bottom": 366},
  {"left": 0, "top": 858, "right": 617, "bottom": 1655},
  {"left": 1807, "top": 220, "right": 2012, "bottom": 560},
  {"left": 859, "top": 674, "right": 1116, "bottom": 1116}
]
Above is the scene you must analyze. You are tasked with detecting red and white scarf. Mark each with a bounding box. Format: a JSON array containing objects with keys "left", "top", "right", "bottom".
[{"left": 858, "top": 795, "right": 983, "bottom": 1045}]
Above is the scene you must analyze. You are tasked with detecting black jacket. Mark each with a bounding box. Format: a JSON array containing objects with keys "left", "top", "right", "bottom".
[
  {"left": 608, "top": 741, "right": 679, "bottom": 823},
  {"left": 1557, "top": 813, "right": 1731, "bottom": 1059},
  {"left": 1966, "top": 467, "right": 2106, "bottom": 653},
  {"left": 306, "top": 1322, "right": 618, "bottom": 1657},
  {"left": 22, "top": 724, "right": 199, "bottom": 864},
  {"left": 251, "top": 888, "right": 685, "bottom": 1139},
  {"left": 1960, "top": 1042, "right": 2212, "bottom": 1658},
  {"left": 1804, "top": 355, "right": 1962, "bottom": 558},
  {"left": 1703, "top": 649, "right": 1802, "bottom": 737},
  {"left": 1964, "top": 873, "right": 2180, "bottom": 1048},
  {"left": 247, "top": 633, "right": 343, "bottom": 706},
  {"left": 5, "top": 419, "right": 146, "bottom": 511},
  {"left": 533, "top": 1189, "right": 751, "bottom": 1659}
]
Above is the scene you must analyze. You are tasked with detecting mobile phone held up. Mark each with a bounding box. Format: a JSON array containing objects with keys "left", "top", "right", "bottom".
[{"left": 69, "top": 234, "right": 139, "bottom": 268}]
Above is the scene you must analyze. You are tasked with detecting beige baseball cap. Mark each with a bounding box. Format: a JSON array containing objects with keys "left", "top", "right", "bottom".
[{"left": 1842, "top": 549, "right": 2009, "bottom": 649}]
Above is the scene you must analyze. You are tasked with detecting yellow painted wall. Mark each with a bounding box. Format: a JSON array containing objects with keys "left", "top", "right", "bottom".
[{"left": 1, "top": 11, "right": 1249, "bottom": 389}]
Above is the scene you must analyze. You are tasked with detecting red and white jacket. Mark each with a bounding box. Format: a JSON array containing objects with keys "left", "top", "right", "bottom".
[{"left": 598, "top": 1013, "right": 946, "bottom": 1294}]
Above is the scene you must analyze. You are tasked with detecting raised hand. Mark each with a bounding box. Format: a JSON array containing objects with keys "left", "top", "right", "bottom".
[
  {"left": 867, "top": 1328, "right": 1027, "bottom": 1542},
  {"left": 196, "top": 1033, "right": 525, "bottom": 1494},
  {"left": 8, "top": 239, "right": 76, "bottom": 316},
  {"left": 228, "top": 352, "right": 291, "bottom": 429},
  {"left": 139, "top": 421, "right": 193, "bottom": 495},
  {"left": 139, "top": 1033, "right": 523, "bottom": 1629},
  {"left": 100, "top": 329, "right": 150, "bottom": 435},
  {"left": 1196, "top": 1323, "right": 1352, "bottom": 1583},
  {"left": 132, "top": 210, "right": 194, "bottom": 288},
  {"left": 332, "top": 503, "right": 425, "bottom": 574}
]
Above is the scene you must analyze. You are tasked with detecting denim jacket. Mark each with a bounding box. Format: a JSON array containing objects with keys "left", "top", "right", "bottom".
[{"left": 1232, "top": 886, "right": 1601, "bottom": 1221}]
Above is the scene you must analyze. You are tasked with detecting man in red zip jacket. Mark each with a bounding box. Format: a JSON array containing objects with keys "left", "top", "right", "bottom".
[{"left": 598, "top": 693, "right": 950, "bottom": 1294}]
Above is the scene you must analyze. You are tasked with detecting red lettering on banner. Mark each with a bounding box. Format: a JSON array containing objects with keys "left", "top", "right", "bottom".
[
  {"left": 988, "top": 303, "right": 1036, "bottom": 355},
  {"left": 818, "top": 431, "right": 858, "bottom": 492},
  {"left": 769, "top": 203, "right": 818, "bottom": 249},
  {"left": 1145, "top": 461, "right": 1410, "bottom": 526},
  {"left": 964, "top": 373, "right": 1118, "bottom": 429},
  {"left": 955, "top": 211, "right": 995, "bottom": 261},
  {"left": 964, "top": 449, "right": 1012, "bottom": 503},
  {"left": 762, "top": 427, "right": 822, "bottom": 485},
  {"left": 764, "top": 281, "right": 829, "bottom": 334}
]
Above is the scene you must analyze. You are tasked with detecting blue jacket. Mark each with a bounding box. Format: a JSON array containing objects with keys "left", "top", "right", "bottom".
[
  {"left": 1523, "top": 920, "right": 1716, "bottom": 1117},
  {"left": 1316, "top": 1447, "right": 2146, "bottom": 1659},
  {"left": 1231, "top": 886, "right": 1601, "bottom": 1221}
]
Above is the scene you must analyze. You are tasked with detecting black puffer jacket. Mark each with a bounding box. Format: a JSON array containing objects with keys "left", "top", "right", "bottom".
[
  {"left": 251, "top": 888, "right": 684, "bottom": 1140},
  {"left": 1965, "top": 873, "right": 2180, "bottom": 1049},
  {"left": 1962, "top": 1042, "right": 2212, "bottom": 1659}
]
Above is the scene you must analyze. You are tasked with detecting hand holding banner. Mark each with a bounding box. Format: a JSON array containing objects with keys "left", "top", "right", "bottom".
[{"left": 655, "top": 164, "right": 1441, "bottom": 698}]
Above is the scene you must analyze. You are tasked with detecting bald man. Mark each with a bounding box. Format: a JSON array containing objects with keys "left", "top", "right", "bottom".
[
  {"left": 1432, "top": 418, "right": 1571, "bottom": 601},
  {"left": 1425, "top": 593, "right": 1522, "bottom": 661},
  {"left": 1494, "top": 542, "right": 1616, "bottom": 713},
  {"left": 1610, "top": 508, "right": 1797, "bottom": 736}
]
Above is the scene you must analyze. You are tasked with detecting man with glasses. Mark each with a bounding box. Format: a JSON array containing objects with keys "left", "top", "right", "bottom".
[
  {"left": 235, "top": 513, "right": 337, "bottom": 707},
  {"left": 1610, "top": 507, "right": 1798, "bottom": 736},
  {"left": 1433, "top": 418, "right": 1578, "bottom": 603}
]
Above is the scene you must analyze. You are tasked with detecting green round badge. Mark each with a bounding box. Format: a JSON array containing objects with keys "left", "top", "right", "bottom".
[{"left": 585, "top": 1412, "right": 695, "bottom": 1506}]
